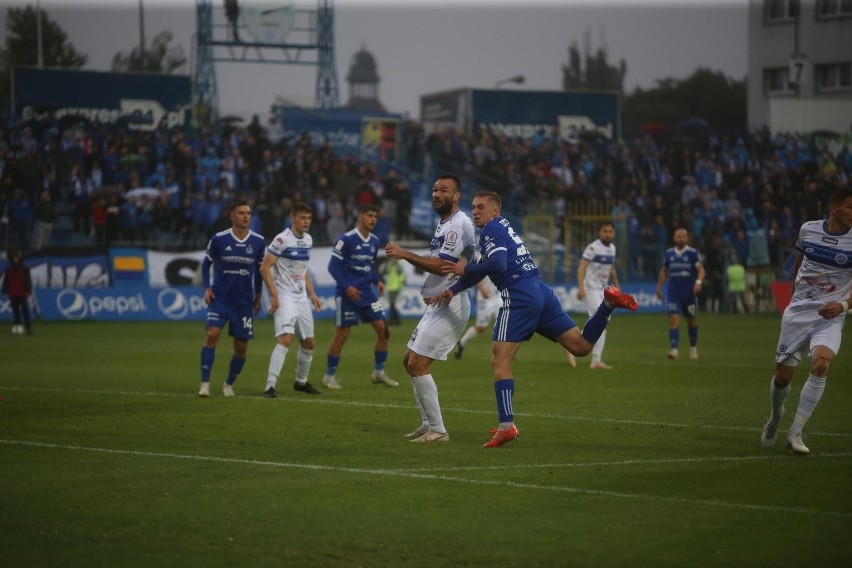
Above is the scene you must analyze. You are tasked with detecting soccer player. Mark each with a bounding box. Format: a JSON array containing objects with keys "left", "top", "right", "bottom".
[
  {"left": 198, "top": 201, "right": 266, "bottom": 397},
  {"left": 761, "top": 187, "right": 852, "bottom": 454},
  {"left": 655, "top": 228, "right": 705, "bottom": 360},
  {"left": 323, "top": 204, "right": 398, "bottom": 389},
  {"left": 260, "top": 202, "right": 323, "bottom": 398},
  {"left": 438, "top": 191, "right": 638, "bottom": 448},
  {"left": 570, "top": 221, "right": 621, "bottom": 369},
  {"left": 385, "top": 174, "right": 476, "bottom": 443},
  {"left": 454, "top": 277, "right": 501, "bottom": 360}
]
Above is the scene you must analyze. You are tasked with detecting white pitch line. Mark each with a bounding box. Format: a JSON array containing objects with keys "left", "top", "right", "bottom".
[
  {"left": 385, "top": 452, "right": 852, "bottom": 473},
  {"left": 2, "top": 439, "right": 849, "bottom": 519},
  {"left": 2, "top": 384, "right": 851, "bottom": 439}
]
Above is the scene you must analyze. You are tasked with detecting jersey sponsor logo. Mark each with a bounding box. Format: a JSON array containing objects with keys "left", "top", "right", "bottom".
[
  {"left": 802, "top": 275, "right": 836, "bottom": 292},
  {"left": 444, "top": 231, "right": 458, "bottom": 250}
]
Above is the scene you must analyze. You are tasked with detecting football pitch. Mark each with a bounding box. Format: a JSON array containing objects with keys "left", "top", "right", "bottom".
[{"left": 1, "top": 313, "right": 850, "bottom": 567}]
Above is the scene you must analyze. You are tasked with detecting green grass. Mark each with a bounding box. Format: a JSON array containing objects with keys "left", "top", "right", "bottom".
[{"left": 1, "top": 314, "right": 851, "bottom": 567}]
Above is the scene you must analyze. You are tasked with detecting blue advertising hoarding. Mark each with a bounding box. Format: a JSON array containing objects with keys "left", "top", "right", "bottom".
[
  {"left": 15, "top": 67, "right": 191, "bottom": 131},
  {"left": 9, "top": 282, "right": 662, "bottom": 323}
]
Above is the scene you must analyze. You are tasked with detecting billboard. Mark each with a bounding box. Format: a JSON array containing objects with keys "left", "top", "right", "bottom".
[
  {"left": 278, "top": 107, "right": 402, "bottom": 161},
  {"left": 14, "top": 68, "right": 191, "bottom": 131},
  {"left": 420, "top": 88, "right": 620, "bottom": 143}
]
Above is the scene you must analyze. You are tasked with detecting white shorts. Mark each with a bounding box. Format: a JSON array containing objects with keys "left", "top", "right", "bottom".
[
  {"left": 775, "top": 303, "right": 845, "bottom": 365},
  {"left": 584, "top": 286, "right": 605, "bottom": 316},
  {"left": 273, "top": 294, "right": 315, "bottom": 340},
  {"left": 408, "top": 292, "right": 471, "bottom": 361},
  {"left": 475, "top": 293, "right": 502, "bottom": 327}
]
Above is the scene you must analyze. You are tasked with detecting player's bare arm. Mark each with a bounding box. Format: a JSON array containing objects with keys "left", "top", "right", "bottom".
[
  {"left": 577, "top": 258, "right": 589, "bottom": 300},
  {"left": 305, "top": 272, "right": 321, "bottom": 311},
  {"left": 655, "top": 267, "right": 668, "bottom": 300},
  {"left": 440, "top": 258, "right": 466, "bottom": 276},
  {"left": 385, "top": 242, "right": 447, "bottom": 275},
  {"left": 260, "top": 251, "right": 279, "bottom": 314}
]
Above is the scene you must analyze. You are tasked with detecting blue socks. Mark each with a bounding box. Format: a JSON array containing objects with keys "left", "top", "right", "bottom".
[
  {"left": 374, "top": 350, "right": 388, "bottom": 372},
  {"left": 226, "top": 355, "right": 245, "bottom": 386},
  {"left": 200, "top": 346, "right": 215, "bottom": 382},
  {"left": 581, "top": 302, "right": 613, "bottom": 344},
  {"left": 494, "top": 379, "right": 515, "bottom": 423},
  {"left": 688, "top": 326, "right": 698, "bottom": 347},
  {"left": 669, "top": 329, "right": 679, "bottom": 349},
  {"left": 326, "top": 354, "right": 340, "bottom": 376}
]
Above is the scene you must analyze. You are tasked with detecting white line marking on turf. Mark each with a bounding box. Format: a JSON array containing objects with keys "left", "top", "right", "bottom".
[
  {"left": 2, "top": 385, "right": 851, "bottom": 439},
  {"left": 385, "top": 452, "right": 852, "bottom": 473},
  {"left": 3, "top": 439, "right": 849, "bottom": 519}
]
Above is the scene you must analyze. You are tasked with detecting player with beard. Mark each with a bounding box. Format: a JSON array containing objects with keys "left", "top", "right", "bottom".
[{"left": 385, "top": 174, "right": 476, "bottom": 443}]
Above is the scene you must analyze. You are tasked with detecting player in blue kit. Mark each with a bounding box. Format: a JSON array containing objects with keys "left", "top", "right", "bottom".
[
  {"left": 198, "top": 201, "right": 266, "bottom": 397},
  {"left": 656, "top": 228, "right": 705, "bottom": 360},
  {"left": 438, "top": 191, "right": 638, "bottom": 447},
  {"left": 322, "top": 204, "right": 398, "bottom": 389}
]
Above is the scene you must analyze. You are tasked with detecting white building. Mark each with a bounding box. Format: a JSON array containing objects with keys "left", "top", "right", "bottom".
[{"left": 748, "top": 0, "right": 852, "bottom": 133}]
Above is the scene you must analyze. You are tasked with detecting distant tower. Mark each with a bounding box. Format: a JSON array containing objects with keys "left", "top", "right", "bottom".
[{"left": 345, "top": 44, "right": 385, "bottom": 112}]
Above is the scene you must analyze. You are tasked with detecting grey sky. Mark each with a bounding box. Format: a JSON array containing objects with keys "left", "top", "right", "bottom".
[{"left": 4, "top": 0, "right": 748, "bottom": 118}]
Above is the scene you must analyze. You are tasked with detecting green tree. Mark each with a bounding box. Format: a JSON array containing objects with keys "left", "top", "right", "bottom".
[
  {"left": 562, "top": 37, "right": 626, "bottom": 93},
  {"left": 0, "top": 5, "right": 87, "bottom": 112},
  {"left": 622, "top": 67, "right": 746, "bottom": 136},
  {"left": 111, "top": 30, "right": 186, "bottom": 74}
]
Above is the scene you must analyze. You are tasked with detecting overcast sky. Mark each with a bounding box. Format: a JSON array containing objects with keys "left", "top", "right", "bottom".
[{"left": 3, "top": 0, "right": 748, "bottom": 118}]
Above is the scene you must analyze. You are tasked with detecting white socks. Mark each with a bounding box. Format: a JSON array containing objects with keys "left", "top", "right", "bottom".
[
  {"left": 769, "top": 376, "right": 791, "bottom": 422},
  {"left": 296, "top": 347, "right": 313, "bottom": 385},
  {"left": 266, "top": 344, "right": 288, "bottom": 389},
  {"left": 790, "top": 374, "right": 826, "bottom": 436},
  {"left": 411, "top": 374, "right": 446, "bottom": 433}
]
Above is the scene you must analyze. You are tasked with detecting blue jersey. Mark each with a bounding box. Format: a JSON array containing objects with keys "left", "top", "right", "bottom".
[
  {"left": 663, "top": 246, "right": 702, "bottom": 299},
  {"left": 202, "top": 228, "right": 266, "bottom": 306},
  {"left": 477, "top": 216, "right": 539, "bottom": 291},
  {"left": 450, "top": 216, "right": 576, "bottom": 343},
  {"left": 328, "top": 228, "right": 380, "bottom": 294}
]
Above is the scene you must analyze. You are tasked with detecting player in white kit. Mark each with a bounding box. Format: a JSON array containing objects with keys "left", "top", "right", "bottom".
[
  {"left": 454, "top": 276, "right": 501, "bottom": 359},
  {"left": 385, "top": 174, "right": 476, "bottom": 443},
  {"left": 259, "top": 203, "right": 323, "bottom": 398},
  {"left": 567, "top": 221, "right": 621, "bottom": 369},
  {"left": 760, "top": 187, "right": 852, "bottom": 454}
]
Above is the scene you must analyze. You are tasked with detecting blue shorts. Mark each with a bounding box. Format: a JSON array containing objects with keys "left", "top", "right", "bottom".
[
  {"left": 205, "top": 299, "right": 255, "bottom": 341},
  {"left": 492, "top": 279, "right": 577, "bottom": 343},
  {"left": 335, "top": 290, "right": 386, "bottom": 328},
  {"left": 666, "top": 290, "right": 698, "bottom": 318}
]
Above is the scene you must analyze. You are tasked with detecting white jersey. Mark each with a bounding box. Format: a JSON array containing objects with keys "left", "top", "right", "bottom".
[
  {"left": 581, "top": 238, "right": 616, "bottom": 291},
  {"left": 789, "top": 220, "right": 852, "bottom": 310},
  {"left": 267, "top": 228, "right": 313, "bottom": 299},
  {"left": 420, "top": 209, "right": 476, "bottom": 298}
]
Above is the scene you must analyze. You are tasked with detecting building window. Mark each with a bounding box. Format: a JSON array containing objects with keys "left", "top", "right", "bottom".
[
  {"left": 816, "top": 0, "right": 852, "bottom": 18},
  {"left": 765, "top": 0, "right": 800, "bottom": 22},
  {"left": 764, "top": 67, "right": 796, "bottom": 95},
  {"left": 815, "top": 62, "right": 851, "bottom": 92}
]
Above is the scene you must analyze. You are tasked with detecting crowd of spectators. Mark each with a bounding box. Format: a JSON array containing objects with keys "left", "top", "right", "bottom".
[
  {"left": 1, "top": 111, "right": 850, "bottom": 287},
  {"left": 417, "top": 123, "right": 851, "bottom": 281},
  {"left": 0, "top": 114, "right": 416, "bottom": 254}
]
